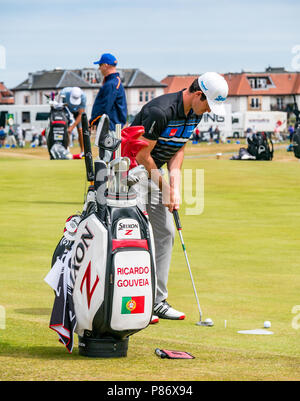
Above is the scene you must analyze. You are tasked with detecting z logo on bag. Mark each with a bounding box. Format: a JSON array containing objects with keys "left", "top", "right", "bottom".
[{"left": 80, "top": 261, "right": 99, "bottom": 309}]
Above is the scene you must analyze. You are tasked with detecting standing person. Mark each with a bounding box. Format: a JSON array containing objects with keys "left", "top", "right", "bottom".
[
  {"left": 7, "top": 126, "right": 17, "bottom": 147},
  {"left": 208, "top": 125, "right": 214, "bottom": 143},
  {"left": 288, "top": 124, "right": 294, "bottom": 143},
  {"left": 0, "top": 126, "right": 6, "bottom": 147},
  {"left": 131, "top": 72, "right": 228, "bottom": 323},
  {"left": 90, "top": 53, "right": 127, "bottom": 130},
  {"left": 214, "top": 125, "right": 220, "bottom": 141},
  {"left": 59, "top": 87, "right": 86, "bottom": 154}
]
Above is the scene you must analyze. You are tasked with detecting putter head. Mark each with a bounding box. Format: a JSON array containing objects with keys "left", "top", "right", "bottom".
[{"left": 196, "top": 319, "right": 214, "bottom": 327}]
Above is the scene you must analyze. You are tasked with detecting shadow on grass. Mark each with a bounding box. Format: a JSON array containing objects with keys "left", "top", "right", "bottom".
[
  {"left": 0, "top": 343, "right": 81, "bottom": 360},
  {"left": 0, "top": 342, "right": 82, "bottom": 360},
  {"left": 14, "top": 308, "right": 52, "bottom": 316}
]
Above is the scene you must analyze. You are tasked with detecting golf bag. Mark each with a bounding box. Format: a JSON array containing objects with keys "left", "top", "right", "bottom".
[
  {"left": 45, "top": 93, "right": 71, "bottom": 160},
  {"left": 46, "top": 113, "right": 156, "bottom": 357},
  {"left": 231, "top": 133, "right": 273, "bottom": 161},
  {"left": 292, "top": 128, "right": 300, "bottom": 159},
  {"left": 71, "top": 197, "right": 156, "bottom": 357},
  {"left": 292, "top": 95, "right": 300, "bottom": 159},
  {"left": 246, "top": 133, "right": 273, "bottom": 161}
]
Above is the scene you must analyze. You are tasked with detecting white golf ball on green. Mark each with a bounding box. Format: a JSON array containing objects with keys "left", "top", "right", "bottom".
[{"left": 264, "top": 321, "right": 271, "bottom": 328}]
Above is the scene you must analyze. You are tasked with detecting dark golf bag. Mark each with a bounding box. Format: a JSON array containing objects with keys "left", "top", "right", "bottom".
[
  {"left": 246, "top": 133, "right": 273, "bottom": 160},
  {"left": 46, "top": 104, "right": 70, "bottom": 160},
  {"left": 290, "top": 95, "right": 300, "bottom": 159},
  {"left": 292, "top": 128, "right": 300, "bottom": 159}
]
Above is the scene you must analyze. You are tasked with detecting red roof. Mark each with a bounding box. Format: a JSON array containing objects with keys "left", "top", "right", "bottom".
[
  {"left": 224, "top": 72, "right": 300, "bottom": 96},
  {"left": 161, "top": 75, "right": 198, "bottom": 94},
  {"left": 0, "top": 82, "right": 14, "bottom": 104},
  {"left": 161, "top": 72, "right": 300, "bottom": 97}
]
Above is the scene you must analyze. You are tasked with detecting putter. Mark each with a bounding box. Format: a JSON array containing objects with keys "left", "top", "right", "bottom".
[{"left": 173, "top": 210, "right": 214, "bottom": 327}]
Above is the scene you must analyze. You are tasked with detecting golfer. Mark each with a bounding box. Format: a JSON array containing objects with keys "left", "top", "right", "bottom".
[
  {"left": 132, "top": 72, "right": 228, "bottom": 323},
  {"left": 59, "top": 86, "right": 86, "bottom": 154}
]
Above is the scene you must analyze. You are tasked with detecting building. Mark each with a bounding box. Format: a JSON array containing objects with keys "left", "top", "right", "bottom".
[
  {"left": 0, "top": 82, "right": 14, "bottom": 104},
  {"left": 161, "top": 68, "right": 300, "bottom": 117},
  {"left": 12, "top": 68, "right": 165, "bottom": 120},
  {"left": 161, "top": 74, "right": 198, "bottom": 94},
  {"left": 223, "top": 67, "right": 300, "bottom": 115}
]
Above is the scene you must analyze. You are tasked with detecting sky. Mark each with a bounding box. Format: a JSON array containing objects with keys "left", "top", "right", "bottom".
[{"left": 0, "top": 0, "right": 300, "bottom": 89}]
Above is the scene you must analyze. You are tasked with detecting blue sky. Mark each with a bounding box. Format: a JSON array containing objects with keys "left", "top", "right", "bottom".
[{"left": 0, "top": 0, "right": 299, "bottom": 88}]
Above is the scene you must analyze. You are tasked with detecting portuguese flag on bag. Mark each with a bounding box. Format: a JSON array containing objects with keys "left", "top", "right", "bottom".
[{"left": 121, "top": 296, "right": 145, "bottom": 314}]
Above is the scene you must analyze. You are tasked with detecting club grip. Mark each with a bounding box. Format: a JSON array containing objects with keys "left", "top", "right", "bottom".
[
  {"left": 173, "top": 210, "right": 182, "bottom": 230},
  {"left": 82, "top": 113, "right": 94, "bottom": 182}
]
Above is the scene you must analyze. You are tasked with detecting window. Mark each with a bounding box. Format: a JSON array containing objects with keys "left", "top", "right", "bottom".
[
  {"left": 139, "top": 91, "right": 143, "bottom": 102},
  {"left": 24, "top": 95, "right": 30, "bottom": 104},
  {"left": 145, "top": 91, "right": 149, "bottom": 102},
  {"left": 22, "top": 112, "right": 30, "bottom": 123},
  {"left": 276, "top": 97, "right": 284, "bottom": 110},
  {"left": 151, "top": 91, "right": 155, "bottom": 100},
  {"left": 247, "top": 76, "right": 272, "bottom": 89},
  {"left": 249, "top": 97, "right": 260, "bottom": 109},
  {"left": 36, "top": 112, "right": 50, "bottom": 121}
]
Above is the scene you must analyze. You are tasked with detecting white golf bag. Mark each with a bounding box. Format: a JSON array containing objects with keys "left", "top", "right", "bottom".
[
  {"left": 47, "top": 113, "right": 156, "bottom": 357},
  {"left": 71, "top": 196, "right": 156, "bottom": 357}
]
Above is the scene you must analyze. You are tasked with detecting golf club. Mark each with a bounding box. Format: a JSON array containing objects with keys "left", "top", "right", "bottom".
[{"left": 173, "top": 210, "right": 214, "bottom": 327}]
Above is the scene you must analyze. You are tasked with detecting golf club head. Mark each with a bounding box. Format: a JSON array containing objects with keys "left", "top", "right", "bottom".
[
  {"left": 127, "top": 165, "right": 149, "bottom": 186},
  {"left": 95, "top": 114, "right": 121, "bottom": 161},
  {"left": 109, "top": 157, "right": 130, "bottom": 172},
  {"left": 196, "top": 320, "right": 214, "bottom": 327}
]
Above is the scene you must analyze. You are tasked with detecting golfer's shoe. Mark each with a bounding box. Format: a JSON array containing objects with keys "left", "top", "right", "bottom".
[
  {"left": 150, "top": 315, "right": 159, "bottom": 324},
  {"left": 153, "top": 300, "right": 185, "bottom": 320}
]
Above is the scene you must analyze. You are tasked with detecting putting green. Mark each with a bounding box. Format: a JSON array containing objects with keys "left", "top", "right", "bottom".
[{"left": 0, "top": 144, "right": 300, "bottom": 381}]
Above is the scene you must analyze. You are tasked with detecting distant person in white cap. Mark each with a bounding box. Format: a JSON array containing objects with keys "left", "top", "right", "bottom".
[
  {"left": 131, "top": 72, "right": 228, "bottom": 324},
  {"left": 59, "top": 86, "right": 87, "bottom": 153}
]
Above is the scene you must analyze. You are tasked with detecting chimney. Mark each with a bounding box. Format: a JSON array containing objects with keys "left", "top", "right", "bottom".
[{"left": 28, "top": 73, "right": 34, "bottom": 89}]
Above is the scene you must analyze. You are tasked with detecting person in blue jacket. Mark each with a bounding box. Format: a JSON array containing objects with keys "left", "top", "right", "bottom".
[{"left": 90, "top": 53, "right": 127, "bottom": 130}]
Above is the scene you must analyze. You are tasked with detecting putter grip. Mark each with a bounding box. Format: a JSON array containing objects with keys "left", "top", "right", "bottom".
[
  {"left": 173, "top": 210, "right": 182, "bottom": 230},
  {"left": 82, "top": 113, "right": 94, "bottom": 182}
]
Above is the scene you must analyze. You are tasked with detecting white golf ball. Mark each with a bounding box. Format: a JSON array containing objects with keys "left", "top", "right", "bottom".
[
  {"left": 205, "top": 318, "right": 213, "bottom": 324},
  {"left": 264, "top": 321, "right": 271, "bottom": 328}
]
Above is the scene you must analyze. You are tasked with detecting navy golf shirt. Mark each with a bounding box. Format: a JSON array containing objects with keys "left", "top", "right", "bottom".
[
  {"left": 90, "top": 72, "right": 127, "bottom": 130},
  {"left": 131, "top": 90, "right": 202, "bottom": 168}
]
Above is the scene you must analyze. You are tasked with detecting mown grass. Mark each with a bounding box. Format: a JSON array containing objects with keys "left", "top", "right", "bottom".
[{"left": 0, "top": 143, "right": 300, "bottom": 381}]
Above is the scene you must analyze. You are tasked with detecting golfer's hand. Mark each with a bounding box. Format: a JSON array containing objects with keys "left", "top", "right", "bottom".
[
  {"left": 163, "top": 187, "right": 180, "bottom": 213},
  {"left": 67, "top": 126, "right": 73, "bottom": 134}
]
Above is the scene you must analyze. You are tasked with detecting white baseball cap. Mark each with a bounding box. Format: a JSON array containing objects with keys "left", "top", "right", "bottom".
[
  {"left": 198, "top": 72, "right": 228, "bottom": 116},
  {"left": 70, "top": 87, "right": 82, "bottom": 105}
]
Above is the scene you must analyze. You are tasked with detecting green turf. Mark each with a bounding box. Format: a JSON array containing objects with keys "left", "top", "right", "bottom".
[{"left": 1, "top": 152, "right": 300, "bottom": 381}]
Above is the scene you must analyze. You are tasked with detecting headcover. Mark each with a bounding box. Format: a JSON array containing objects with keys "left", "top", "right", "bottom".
[
  {"left": 95, "top": 114, "right": 121, "bottom": 152},
  {"left": 121, "top": 126, "right": 149, "bottom": 169}
]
